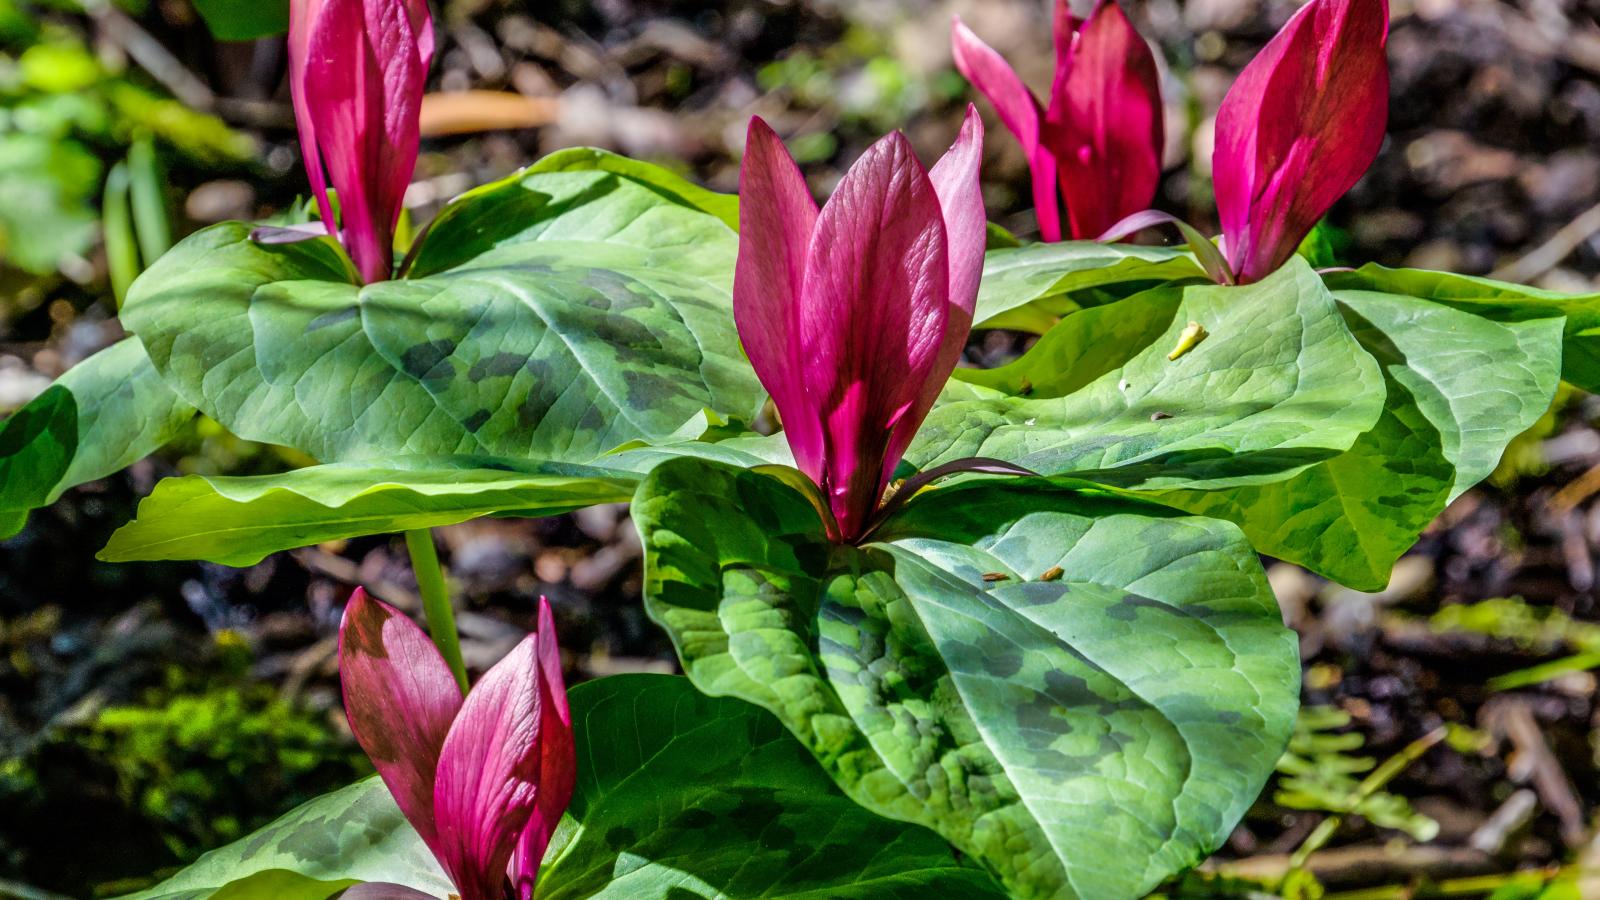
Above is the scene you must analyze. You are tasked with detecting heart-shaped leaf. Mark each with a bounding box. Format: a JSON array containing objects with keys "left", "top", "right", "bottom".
[
  {"left": 1148, "top": 290, "right": 1562, "bottom": 589},
  {"left": 635, "top": 456, "right": 1298, "bottom": 900},
  {"left": 99, "top": 457, "right": 637, "bottom": 566},
  {"left": 915, "top": 258, "right": 1385, "bottom": 491},
  {"left": 122, "top": 674, "right": 1003, "bottom": 900},
  {"left": 119, "top": 777, "right": 452, "bottom": 900},
  {"left": 121, "top": 155, "right": 763, "bottom": 467},
  {"left": 538, "top": 674, "right": 1005, "bottom": 898},
  {"left": 1326, "top": 264, "right": 1600, "bottom": 392},
  {"left": 407, "top": 147, "right": 739, "bottom": 278},
  {"left": 0, "top": 337, "right": 195, "bottom": 537},
  {"left": 975, "top": 241, "right": 1204, "bottom": 332}
]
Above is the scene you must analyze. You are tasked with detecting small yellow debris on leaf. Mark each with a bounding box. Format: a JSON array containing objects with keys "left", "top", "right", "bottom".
[
  {"left": 1039, "top": 566, "right": 1064, "bottom": 582},
  {"left": 1167, "top": 321, "right": 1208, "bottom": 361}
]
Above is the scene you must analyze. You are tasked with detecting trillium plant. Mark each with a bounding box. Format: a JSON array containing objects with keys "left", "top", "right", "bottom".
[{"left": 3, "top": 0, "right": 1592, "bottom": 896}]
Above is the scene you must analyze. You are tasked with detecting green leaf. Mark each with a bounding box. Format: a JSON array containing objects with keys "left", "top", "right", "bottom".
[
  {"left": 122, "top": 157, "right": 762, "bottom": 467},
  {"left": 118, "top": 777, "right": 451, "bottom": 900},
  {"left": 635, "top": 457, "right": 1299, "bottom": 900},
  {"left": 540, "top": 673, "right": 1005, "bottom": 899},
  {"left": 189, "top": 0, "right": 288, "bottom": 41},
  {"left": 99, "top": 457, "right": 637, "bottom": 566},
  {"left": 1326, "top": 264, "right": 1600, "bottom": 392},
  {"left": 974, "top": 241, "right": 1204, "bottom": 332},
  {"left": 0, "top": 132, "right": 101, "bottom": 274},
  {"left": 406, "top": 149, "right": 739, "bottom": 279},
  {"left": 916, "top": 259, "right": 1386, "bottom": 492},
  {"left": 124, "top": 674, "right": 1004, "bottom": 900},
  {"left": 1147, "top": 292, "right": 1562, "bottom": 589},
  {"left": 0, "top": 337, "right": 196, "bottom": 538}
]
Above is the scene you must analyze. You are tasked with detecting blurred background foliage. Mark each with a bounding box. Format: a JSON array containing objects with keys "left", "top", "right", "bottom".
[{"left": 3, "top": 0, "right": 1600, "bottom": 897}]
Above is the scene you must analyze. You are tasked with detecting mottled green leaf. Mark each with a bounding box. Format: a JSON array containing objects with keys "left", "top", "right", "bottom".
[
  {"left": 0, "top": 337, "right": 196, "bottom": 538},
  {"left": 635, "top": 457, "right": 1299, "bottom": 900},
  {"left": 1326, "top": 264, "right": 1600, "bottom": 392},
  {"left": 974, "top": 240, "right": 1204, "bottom": 332},
  {"left": 125, "top": 674, "right": 1003, "bottom": 900},
  {"left": 915, "top": 259, "right": 1386, "bottom": 491},
  {"left": 406, "top": 149, "right": 738, "bottom": 280},
  {"left": 122, "top": 157, "right": 761, "bottom": 466},
  {"left": 1147, "top": 291, "right": 1562, "bottom": 590},
  {"left": 540, "top": 673, "right": 1005, "bottom": 899},
  {"left": 99, "top": 457, "right": 637, "bottom": 566},
  {"left": 119, "top": 777, "right": 450, "bottom": 900}
]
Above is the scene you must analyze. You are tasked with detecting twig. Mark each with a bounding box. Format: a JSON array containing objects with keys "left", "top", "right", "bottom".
[
  {"left": 1322, "top": 865, "right": 1578, "bottom": 900},
  {"left": 81, "top": 0, "right": 215, "bottom": 111},
  {"left": 1484, "top": 698, "right": 1588, "bottom": 847},
  {"left": 279, "top": 636, "right": 337, "bottom": 704},
  {"left": 290, "top": 547, "right": 513, "bottom": 641},
  {"left": 1490, "top": 199, "right": 1600, "bottom": 283},
  {"left": 1467, "top": 788, "right": 1537, "bottom": 855},
  {"left": 1214, "top": 844, "right": 1494, "bottom": 886},
  {"left": 213, "top": 97, "right": 294, "bottom": 130},
  {"left": 418, "top": 91, "right": 560, "bottom": 137},
  {"left": 1549, "top": 460, "right": 1600, "bottom": 514}
]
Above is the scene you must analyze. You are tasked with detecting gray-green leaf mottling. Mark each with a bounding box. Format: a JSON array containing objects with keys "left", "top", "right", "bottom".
[
  {"left": 919, "top": 259, "right": 1386, "bottom": 492},
  {"left": 120, "top": 157, "right": 761, "bottom": 467},
  {"left": 635, "top": 457, "right": 1299, "bottom": 900}
]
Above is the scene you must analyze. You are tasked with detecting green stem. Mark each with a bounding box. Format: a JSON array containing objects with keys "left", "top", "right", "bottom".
[
  {"left": 1287, "top": 725, "right": 1449, "bottom": 872},
  {"left": 405, "top": 529, "right": 468, "bottom": 694}
]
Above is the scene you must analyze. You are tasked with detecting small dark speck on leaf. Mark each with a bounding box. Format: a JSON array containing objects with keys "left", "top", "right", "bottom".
[{"left": 982, "top": 572, "right": 1009, "bottom": 582}]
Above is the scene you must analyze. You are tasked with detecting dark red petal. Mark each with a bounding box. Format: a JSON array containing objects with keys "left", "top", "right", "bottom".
[
  {"left": 733, "top": 118, "right": 824, "bottom": 483},
  {"left": 431, "top": 635, "right": 544, "bottom": 900},
  {"left": 509, "top": 598, "right": 576, "bottom": 900},
  {"left": 1044, "top": 0, "right": 1165, "bottom": 240},
  {"left": 1213, "top": 0, "right": 1389, "bottom": 283},
  {"left": 800, "top": 131, "right": 950, "bottom": 540},
  {"left": 951, "top": 17, "right": 1061, "bottom": 241},
  {"left": 338, "top": 588, "right": 463, "bottom": 852},
  {"left": 299, "top": 0, "right": 432, "bottom": 282}
]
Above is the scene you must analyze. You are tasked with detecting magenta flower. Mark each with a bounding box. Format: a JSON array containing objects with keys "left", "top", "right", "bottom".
[
  {"left": 734, "top": 108, "right": 985, "bottom": 542},
  {"left": 951, "top": 0, "right": 1163, "bottom": 242},
  {"left": 336, "top": 588, "right": 574, "bottom": 900},
  {"left": 1212, "top": 0, "right": 1390, "bottom": 283},
  {"left": 286, "top": 0, "right": 433, "bottom": 283}
]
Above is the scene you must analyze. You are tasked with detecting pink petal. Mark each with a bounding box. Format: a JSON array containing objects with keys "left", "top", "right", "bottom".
[
  {"left": 888, "top": 106, "right": 984, "bottom": 472},
  {"left": 297, "top": 0, "right": 432, "bottom": 282},
  {"left": 951, "top": 17, "right": 1061, "bottom": 242},
  {"left": 509, "top": 598, "right": 576, "bottom": 900},
  {"left": 1044, "top": 0, "right": 1165, "bottom": 240},
  {"left": 800, "top": 131, "right": 950, "bottom": 540},
  {"left": 928, "top": 105, "right": 987, "bottom": 318},
  {"left": 338, "top": 588, "right": 463, "bottom": 852},
  {"left": 733, "top": 118, "right": 825, "bottom": 484},
  {"left": 1213, "top": 0, "right": 1389, "bottom": 283},
  {"left": 288, "top": 0, "right": 334, "bottom": 232},
  {"left": 431, "top": 634, "right": 545, "bottom": 900}
]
